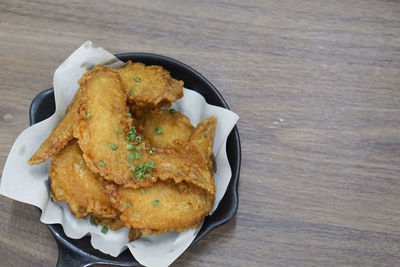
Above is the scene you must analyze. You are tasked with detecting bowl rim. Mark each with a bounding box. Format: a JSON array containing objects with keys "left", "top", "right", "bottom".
[{"left": 29, "top": 52, "right": 241, "bottom": 266}]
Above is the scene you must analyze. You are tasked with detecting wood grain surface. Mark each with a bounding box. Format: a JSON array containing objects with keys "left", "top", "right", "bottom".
[{"left": 1, "top": 0, "right": 400, "bottom": 266}]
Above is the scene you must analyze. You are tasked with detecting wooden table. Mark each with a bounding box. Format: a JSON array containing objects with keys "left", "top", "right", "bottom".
[{"left": 1, "top": 1, "right": 400, "bottom": 266}]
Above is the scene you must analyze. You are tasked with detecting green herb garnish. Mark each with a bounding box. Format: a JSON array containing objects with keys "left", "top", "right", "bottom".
[
  {"left": 133, "top": 161, "right": 155, "bottom": 180},
  {"left": 86, "top": 113, "right": 91, "bottom": 119},
  {"left": 102, "top": 141, "right": 109, "bottom": 147},
  {"left": 126, "top": 112, "right": 132, "bottom": 117},
  {"left": 169, "top": 108, "right": 176, "bottom": 114},
  {"left": 133, "top": 77, "right": 141, "bottom": 83},
  {"left": 135, "top": 136, "right": 142, "bottom": 142},
  {"left": 130, "top": 89, "right": 134, "bottom": 95},
  {"left": 136, "top": 146, "right": 142, "bottom": 152},
  {"left": 135, "top": 153, "right": 142, "bottom": 159},
  {"left": 141, "top": 189, "right": 146, "bottom": 195},
  {"left": 126, "top": 143, "right": 136, "bottom": 150},
  {"left": 101, "top": 226, "right": 108, "bottom": 234},
  {"left": 126, "top": 127, "right": 137, "bottom": 141},
  {"left": 125, "top": 203, "right": 131, "bottom": 208},
  {"left": 121, "top": 62, "right": 127, "bottom": 68},
  {"left": 49, "top": 191, "right": 55, "bottom": 199},
  {"left": 99, "top": 162, "right": 106, "bottom": 168},
  {"left": 155, "top": 126, "right": 163, "bottom": 135},
  {"left": 111, "top": 144, "right": 118, "bottom": 150},
  {"left": 128, "top": 151, "right": 135, "bottom": 162},
  {"left": 115, "top": 129, "right": 122, "bottom": 134},
  {"left": 152, "top": 200, "right": 159, "bottom": 207}
]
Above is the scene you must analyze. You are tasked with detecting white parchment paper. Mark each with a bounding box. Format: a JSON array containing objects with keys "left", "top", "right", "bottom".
[{"left": 0, "top": 41, "right": 239, "bottom": 267}]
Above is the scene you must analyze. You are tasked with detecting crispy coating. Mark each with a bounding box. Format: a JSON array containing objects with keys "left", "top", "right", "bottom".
[
  {"left": 147, "top": 116, "right": 217, "bottom": 195},
  {"left": 28, "top": 86, "right": 82, "bottom": 165},
  {"left": 49, "top": 140, "right": 120, "bottom": 219},
  {"left": 117, "top": 61, "right": 183, "bottom": 109},
  {"left": 140, "top": 222, "right": 202, "bottom": 236},
  {"left": 73, "top": 66, "right": 156, "bottom": 189},
  {"left": 151, "top": 141, "right": 216, "bottom": 195},
  {"left": 134, "top": 109, "right": 193, "bottom": 147},
  {"left": 90, "top": 215, "right": 125, "bottom": 231},
  {"left": 129, "top": 228, "right": 142, "bottom": 241},
  {"left": 104, "top": 180, "right": 214, "bottom": 234},
  {"left": 133, "top": 110, "right": 217, "bottom": 194},
  {"left": 189, "top": 117, "right": 217, "bottom": 173}
]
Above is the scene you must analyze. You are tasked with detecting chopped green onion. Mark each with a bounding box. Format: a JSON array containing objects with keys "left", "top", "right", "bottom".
[
  {"left": 130, "top": 89, "right": 134, "bottom": 95},
  {"left": 151, "top": 147, "right": 156, "bottom": 151},
  {"left": 49, "top": 191, "right": 55, "bottom": 199},
  {"left": 128, "top": 151, "right": 135, "bottom": 162},
  {"left": 133, "top": 161, "right": 155, "bottom": 180},
  {"left": 99, "top": 162, "right": 106, "bottom": 168},
  {"left": 111, "top": 144, "right": 118, "bottom": 150},
  {"left": 155, "top": 126, "right": 163, "bottom": 135},
  {"left": 130, "top": 165, "right": 136, "bottom": 171},
  {"left": 136, "top": 146, "right": 142, "bottom": 152},
  {"left": 86, "top": 113, "right": 91, "bottom": 119},
  {"left": 149, "top": 150, "right": 153, "bottom": 155},
  {"left": 101, "top": 226, "right": 108, "bottom": 234},
  {"left": 135, "top": 153, "right": 142, "bottom": 159},
  {"left": 90, "top": 220, "right": 98, "bottom": 227},
  {"left": 141, "top": 189, "right": 146, "bottom": 195},
  {"left": 152, "top": 200, "right": 159, "bottom": 207},
  {"left": 126, "top": 112, "right": 132, "bottom": 117},
  {"left": 126, "top": 143, "right": 136, "bottom": 150},
  {"left": 135, "top": 136, "right": 142, "bottom": 142},
  {"left": 126, "top": 127, "right": 137, "bottom": 141},
  {"left": 115, "top": 129, "right": 122, "bottom": 134},
  {"left": 102, "top": 141, "right": 109, "bottom": 147},
  {"left": 133, "top": 77, "right": 141, "bottom": 83},
  {"left": 169, "top": 108, "right": 176, "bottom": 114},
  {"left": 125, "top": 203, "right": 131, "bottom": 208},
  {"left": 121, "top": 62, "right": 127, "bottom": 68}
]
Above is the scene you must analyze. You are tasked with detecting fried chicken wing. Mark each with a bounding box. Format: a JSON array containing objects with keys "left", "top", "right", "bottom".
[
  {"left": 151, "top": 142, "right": 216, "bottom": 195},
  {"left": 117, "top": 61, "right": 183, "bottom": 109},
  {"left": 73, "top": 66, "right": 156, "bottom": 188},
  {"left": 104, "top": 180, "right": 214, "bottom": 235},
  {"left": 28, "top": 86, "right": 83, "bottom": 165},
  {"left": 49, "top": 140, "right": 120, "bottom": 220},
  {"left": 143, "top": 116, "right": 217, "bottom": 195}
]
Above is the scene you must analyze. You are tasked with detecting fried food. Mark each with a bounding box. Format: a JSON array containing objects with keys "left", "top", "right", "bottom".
[
  {"left": 129, "top": 228, "right": 142, "bottom": 241},
  {"left": 117, "top": 61, "right": 183, "bottom": 109},
  {"left": 90, "top": 215, "right": 125, "bottom": 231},
  {"left": 151, "top": 142, "right": 216, "bottom": 195},
  {"left": 31, "top": 61, "right": 218, "bottom": 239},
  {"left": 147, "top": 116, "right": 217, "bottom": 195},
  {"left": 133, "top": 109, "right": 193, "bottom": 147},
  {"left": 28, "top": 86, "right": 82, "bottom": 165},
  {"left": 49, "top": 140, "right": 120, "bottom": 220},
  {"left": 189, "top": 117, "right": 217, "bottom": 173},
  {"left": 103, "top": 180, "right": 214, "bottom": 235},
  {"left": 133, "top": 110, "right": 217, "bottom": 194},
  {"left": 73, "top": 66, "right": 156, "bottom": 188}
]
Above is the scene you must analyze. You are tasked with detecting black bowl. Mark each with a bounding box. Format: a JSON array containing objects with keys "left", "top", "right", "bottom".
[{"left": 29, "top": 53, "right": 241, "bottom": 267}]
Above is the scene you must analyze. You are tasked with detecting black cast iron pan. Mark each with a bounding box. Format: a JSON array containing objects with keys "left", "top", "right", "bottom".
[{"left": 29, "top": 53, "right": 241, "bottom": 266}]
